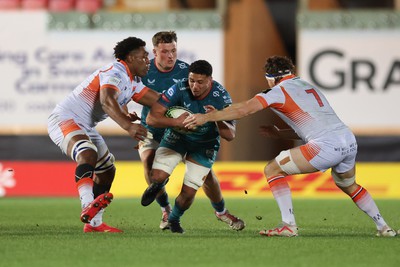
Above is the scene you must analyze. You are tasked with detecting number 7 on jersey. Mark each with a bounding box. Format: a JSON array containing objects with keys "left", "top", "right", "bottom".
[{"left": 305, "top": 89, "right": 324, "bottom": 107}]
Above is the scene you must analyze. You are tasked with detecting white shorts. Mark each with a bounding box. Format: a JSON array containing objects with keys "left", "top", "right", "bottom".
[
  {"left": 47, "top": 112, "right": 109, "bottom": 160},
  {"left": 152, "top": 147, "right": 210, "bottom": 190},
  {"left": 300, "top": 131, "right": 357, "bottom": 173},
  {"left": 138, "top": 138, "right": 159, "bottom": 155}
]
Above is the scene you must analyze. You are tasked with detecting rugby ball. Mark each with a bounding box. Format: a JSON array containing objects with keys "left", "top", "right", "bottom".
[
  {"left": 165, "top": 106, "right": 193, "bottom": 119},
  {"left": 165, "top": 106, "right": 196, "bottom": 134}
]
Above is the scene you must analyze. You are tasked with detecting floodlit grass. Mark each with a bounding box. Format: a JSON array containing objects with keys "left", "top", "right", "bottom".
[{"left": 0, "top": 197, "right": 399, "bottom": 267}]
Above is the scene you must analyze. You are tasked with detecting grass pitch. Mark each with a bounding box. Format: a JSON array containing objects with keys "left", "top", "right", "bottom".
[{"left": 0, "top": 197, "right": 399, "bottom": 267}]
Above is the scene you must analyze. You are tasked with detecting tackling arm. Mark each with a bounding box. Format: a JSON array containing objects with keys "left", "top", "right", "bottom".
[
  {"left": 100, "top": 87, "right": 135, "bottom": 131},
  {"left": 184, "top": 97, "right": 264, "bottom": 128},
  {"left": 146, "top": 102, "right": 188, "bottom": 128},
  {"left": 100, "top": 87, "right": 147, "bottom": 141},
  {"left": 135, "top": 87, "right": 161, "bottom": 108}
]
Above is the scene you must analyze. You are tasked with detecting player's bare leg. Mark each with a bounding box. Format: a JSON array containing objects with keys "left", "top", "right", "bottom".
[
  {"left": 69, "top": 138, "right": 122, "bottom": 233},
  {"left": 260, "top": 147, "right": 316, "bottom": 237},
  {"left": 140, "top": 148, "right": 171, "bottom": 229}
]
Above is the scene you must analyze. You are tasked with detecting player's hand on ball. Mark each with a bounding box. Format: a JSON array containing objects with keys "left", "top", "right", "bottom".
[{"left": 184, "top": 114, "right": 206, "bottom": 130}]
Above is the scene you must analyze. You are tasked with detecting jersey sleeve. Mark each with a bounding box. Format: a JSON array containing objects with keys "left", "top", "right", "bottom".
[
  {"left": 131, "top": 81, "right": 150, "bottom": 102},
  {"left": 221, "top": 89, "right": 233, "bottom": 109},
  {"left": 255, "top": 86, "right": 285, "bottom": 109},
  {"left": 99, "top": 68, "right": 123, "bottom": 92},
  {"left": 158, "top": 84, "right": 180, "bottom": 108},
  {"left": 212, "top": 81, "right": 233, "bottom": 110}
]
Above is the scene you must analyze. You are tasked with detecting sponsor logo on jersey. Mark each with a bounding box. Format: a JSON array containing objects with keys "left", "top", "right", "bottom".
[
  {"left": 217, "top": 84, "right": 225, "bottom": 92},
  {"left": 167, "top": 88, "right": 174, "bottom": 97},
  {"left": 119, "top": 96, "right": 129, "bottom": 105},
  {"left": 183, "top": 101, "right": 191, "bottom": 108},
  {"left": 108, "top": 77, "right": 121, "bottom": 86},
  {"left": 147, "top": 79, "right": 156, "bottom": 85},
  {"left": 178, "top": 63, "right": 188, "bottom": 69}
]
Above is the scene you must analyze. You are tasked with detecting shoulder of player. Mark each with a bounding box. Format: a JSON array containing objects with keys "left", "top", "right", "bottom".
[
  {"left": 175, "top": 59, "right": 189, "bottom": 68},
  {"left": 175, "top": 78, "right": 190, "bottom": 90},
  {"left": 99, "top": 62, "right": 129, "bottom": 85},
  {"left": 176, "top": 58, "right": 188, "bottom": 64},
  {"left": 211, "top": 80, "right": 228, "bottom": 93}
]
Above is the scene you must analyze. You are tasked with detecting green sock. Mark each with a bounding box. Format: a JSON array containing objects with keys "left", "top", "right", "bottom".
[
  {"left": 169, "top": 201, "right": 186, "bottom": 222},
  {"left": 211, "top": 199, "right": 225, "bottom": 213}
]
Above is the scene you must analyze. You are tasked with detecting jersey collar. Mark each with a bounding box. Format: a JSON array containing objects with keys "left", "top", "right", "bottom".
[
  {"left": 119, "top": 59, "right": 134, "bottom": 81},
  {"left": 154, "top": 59, "right": 175, "bottom": 73},
  {"left": 279, "top": 74, "right": 296, "bottom": 82}
]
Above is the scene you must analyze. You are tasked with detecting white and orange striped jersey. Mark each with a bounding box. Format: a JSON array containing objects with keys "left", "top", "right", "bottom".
[
  {"left": 255, "top": 75, "right": 349, "bottom": 143},
  {"left": 52, "top": 60, "right": 149, "bottom": 128},
  {"left": 255, "top": 75, "right": 356, "bottom": 172}
]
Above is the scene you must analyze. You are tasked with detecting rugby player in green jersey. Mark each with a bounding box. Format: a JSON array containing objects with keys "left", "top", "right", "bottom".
[{"left": 138, "top": 32, "right": 245, "bottom": 231}]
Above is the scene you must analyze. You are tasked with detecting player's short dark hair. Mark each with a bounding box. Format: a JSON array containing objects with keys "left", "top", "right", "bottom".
[
  {"left": 264, "top": 56, "right": 295, "bottom": 77},
  {"left": 152, "top": 31, "right": 178, "bottom": 46},
  {"left": 189, "top": 60, "right": 213, "bottom": 77},
  {"left": 113, "top": 37, "right": 146, "bottom": 60}
]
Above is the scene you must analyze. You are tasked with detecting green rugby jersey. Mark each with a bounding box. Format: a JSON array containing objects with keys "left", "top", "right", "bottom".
[{"left": 141, "top": 58, "right": 189, "bottom": 142}]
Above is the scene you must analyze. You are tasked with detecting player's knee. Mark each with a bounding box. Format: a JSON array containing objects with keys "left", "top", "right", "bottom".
[
  {"left": 331, "top": 171, "right": 356, "bottom": 188},
  {"left": 150, "top": 169, "right": 169, "bottom": 184},
  {"left": 273, "top": 150, "right": 301, "bottom": 175},
  {"left": 75, "top": 163, "right": 94, "bottom": 182},
  {"left": 264, "top": 160, "right": 284, "bottom": 179},
  {"left": 71, "top": 140, "right": 98, "bottom": 162}
]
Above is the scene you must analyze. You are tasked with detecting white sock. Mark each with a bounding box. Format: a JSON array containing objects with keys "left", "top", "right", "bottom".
[
  {"left": 90, "top": 209, "right": 104, "bottom": 227},
  {"left": 268, "top": 175, "right": 296, "bottom": 226},
  {"left": 351, "top": 186, "right": 388, "bottom": 230},
  {"left": 77, "top": 178, "right": 94, "bottom": 209},
  {"left": 161, "top": 204, "right": 172, "bottom": 212},
  {"left": 216, "top": 208, "right": 227, "bottom": 216}
]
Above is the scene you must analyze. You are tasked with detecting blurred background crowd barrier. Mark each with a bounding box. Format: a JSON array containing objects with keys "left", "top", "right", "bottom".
[{"left": 0, "top": 0, "right": 399, "bottom": 162}]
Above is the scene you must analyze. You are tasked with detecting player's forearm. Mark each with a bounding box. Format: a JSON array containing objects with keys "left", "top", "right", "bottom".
[
  {"left": 102, "top": 99, "right": 132, "bottom": 130},
  {"left": 146, "top": 114, "right": 179, "bottom": 128},
  {"left": 205, "top": 103, "right": 248, "bottom": 122}
]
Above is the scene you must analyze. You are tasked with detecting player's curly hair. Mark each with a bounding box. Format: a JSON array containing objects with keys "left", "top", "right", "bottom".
[
  {"left": 189, "top": 60, "right": 213, "bottom": 76},
  {"left": 152, "top": 31, "right": 177, "bottom": 46},
  {"left": 113, "top": 37, "right": 146, "bottom": 60},
  {"left": 264, "top": 56, "right": 295, "bottom": 79}
]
